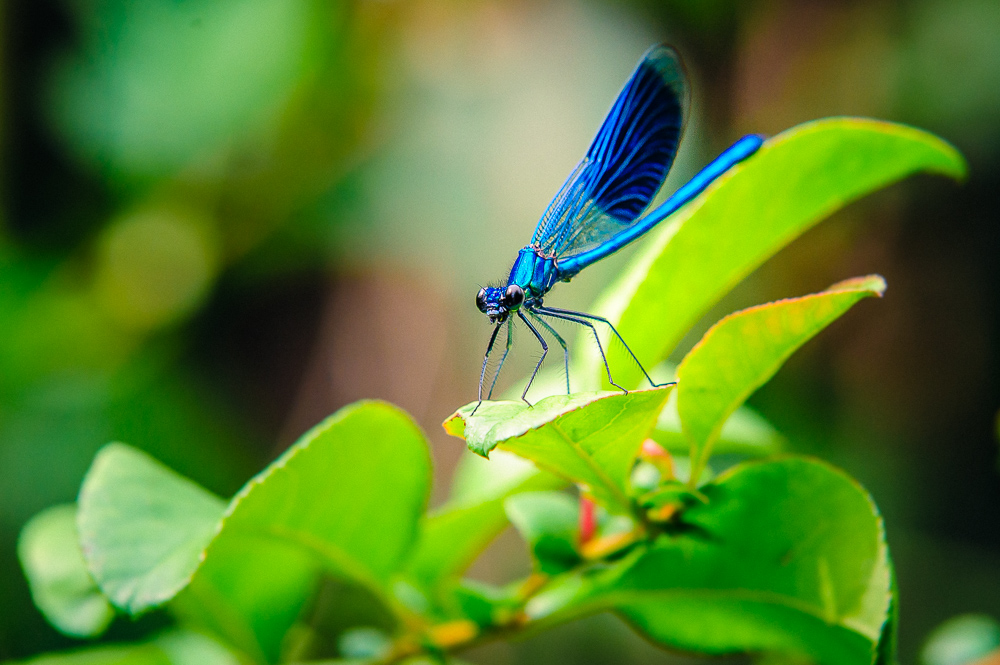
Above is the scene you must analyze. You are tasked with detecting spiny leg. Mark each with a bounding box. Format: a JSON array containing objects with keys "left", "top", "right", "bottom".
[
  {"left": 536, "top": 305, "right": 673, "bottom": 388},
  {"left": 536, "top": 309, "right": 626, "bottom": 393},
  {"left": 486, "top": 319, "right": 514, "bottom": 400},
  {"left": 527, "top": 309, "right": 570, "bottom": 394},
  {"left": 517, "top": 310, "right": 548, "bottom": 405},
  {"left": 472, "top": 323, "right": 502, "bottom": 415}
]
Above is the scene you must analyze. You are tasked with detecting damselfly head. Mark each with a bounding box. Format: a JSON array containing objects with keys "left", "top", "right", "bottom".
[{"left": 476, "top": 284, "right": 524, "bottom": 324}]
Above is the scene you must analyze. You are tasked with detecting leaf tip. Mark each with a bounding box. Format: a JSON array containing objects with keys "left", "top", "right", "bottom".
[
  {"left": 78, "top": 441, "right": 136, "bottom": 499},
  {"left": 828, "top": 274, "right": 887, "bottom": 297},
  {"left": 93, "top": 440, "right": 135, "bottom": 461},
  {"left": 924, "top": 133, "right": 970, "bottom": 183},
  {"left": 442, "top": 413, "right": 467, "bottom": 439}
]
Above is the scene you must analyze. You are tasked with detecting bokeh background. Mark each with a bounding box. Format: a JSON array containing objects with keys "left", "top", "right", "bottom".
[{"left": 2, "top": 0, "right": 999, "bottom": 662}]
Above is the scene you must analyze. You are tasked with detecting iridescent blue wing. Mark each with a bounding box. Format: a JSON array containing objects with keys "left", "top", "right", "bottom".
[{"left": 530, "top": 45, "right": 687, "bottom": 262}]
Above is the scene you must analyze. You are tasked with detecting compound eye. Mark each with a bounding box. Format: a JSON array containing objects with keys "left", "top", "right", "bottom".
[
  {"left": 504, "top": 284, "right": 524, "bottom": 308},
  {"left": 476, "top": 288, "right": 488, "bottom": 313}
]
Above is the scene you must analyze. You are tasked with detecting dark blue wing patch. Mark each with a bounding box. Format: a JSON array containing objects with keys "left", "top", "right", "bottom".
[{"left": 531, "top": 45, "right": 687, "bottom": 260}]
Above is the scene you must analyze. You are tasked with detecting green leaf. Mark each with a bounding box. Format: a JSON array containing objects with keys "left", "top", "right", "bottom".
[
  {"left": 77, "top": 401, "right": 431, "bottom": 661},
  {"left": 18, "top": 505, "right": 114, "bottom": 638},
  {"left": 8, "top": 629, "right": 239, "bottom": 665},
  {"left": 549, "top": 362, "right": 784, "bottom": 458},
  {"left": 444, "top": 388, "right": 671, "bottom": 511},
  {"left": 210, "top": 400, "right": 431, "bottom": 586},
  {"left": 168, "top": 536, "right": 317, "bottom": 662},
  {"left": 187, "top": 399, "right": 431, "bottom": 661},
  {"left": 405, "top": 450, "right": 564, "bottom": 592},
  {"left": 504, "top": 492, "right": 580, "bottom": 575},
  {"left": 78, "top": 445, "right": 227, "bottom": 615},
  {"left": 677, "top": 275, "right": 886, "bottom": 482},
  {"left": 583, "top": 118, "right": 966, "bottom": 389},
  {"left": 528, "top": 457, "right": 892, "bottom": 665}
]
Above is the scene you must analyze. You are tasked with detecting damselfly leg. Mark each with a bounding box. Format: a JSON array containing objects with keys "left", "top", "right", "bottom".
[
  {"left": 535, "top": 305, "right": 673, "bottom": 389},
  {"left": 473, "top": 304, "right": 671, "bottom": 415},
  {"left": 534, "top": 308, "right": 626, "bottom": 392},
  {"left": 517, "top": 310, "right": 549, "bottom": 404},
  {"left": 526, "top": 310, "right": 570, "bottom": 394},
  {"left": 486, "top": 321, "right": 514, "bottom": 400},
  {"left": 473, "top": 323, "right": 502, "bottom": 415}
]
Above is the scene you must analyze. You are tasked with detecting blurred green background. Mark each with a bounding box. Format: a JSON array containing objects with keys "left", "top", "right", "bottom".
[{"left": 1, "top": 0, "right": 998, "bottom": 663}]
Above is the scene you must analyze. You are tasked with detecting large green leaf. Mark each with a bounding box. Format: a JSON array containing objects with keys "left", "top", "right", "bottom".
[
  {"left": 210, "top": 401, "right": 431, "bottom": 586},
  {"left": 444, "top": 388, "right": 671, "bottom": 511},
  {"left": 18, "top": 505, "right": 114, "bottom": 638},
  {"left": 186, "top": 399, "right": 430, "bottom": 662},
  {"left": 582, "top": 118, "right": 965, "bottom": 389},
  {"left": 405, "top": 450, "right": 564, "bottom": 593},
  {"left": 6, "top": 630, "right": 240, "bottom": 665},
  {"left": 677, "top": 275, "right": 886, "bottom": 482},
  {"left": 527, "top": 457, "right": 892, "bottom": 665},
  {"left": 78, "top": 445, "right": 226, "bottom": 615},
  {"left": 521, "top": 363, "right": 786, "bottom": 458},
  {"left": 517, "top": 365, "right": 785, "bottom": 458},
  {"left": 77, "top": 401, "right": 431, "bottom": 661}
]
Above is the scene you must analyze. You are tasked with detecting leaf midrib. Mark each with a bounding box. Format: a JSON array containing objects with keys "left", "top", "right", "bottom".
[{"left": 548, "top": 417, "right": 631, "bottom": 509}]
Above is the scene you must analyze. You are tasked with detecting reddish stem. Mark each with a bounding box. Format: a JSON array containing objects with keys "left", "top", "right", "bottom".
[{"left": 578, "top": 494, "right": 596, "bottom": 545}]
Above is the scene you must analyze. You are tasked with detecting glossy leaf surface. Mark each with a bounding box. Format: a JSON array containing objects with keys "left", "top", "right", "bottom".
[
  {"left": 210, "top": 400, "right": 431, "bottom": 586},
  {"left": 677, "top": 275, "right": 886, "bottom": 480},
  {"left": 528, "top": 457, "right": 891, "bottom": 665},
  {"left": 529, "top": 363, "right": 785, "bottom": 458},
  {"left": 445, "top": 388, "right": 671, "bottom": 510},
  {"left": 78, "top": 443, "right": 226, "bottom": 614}
]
